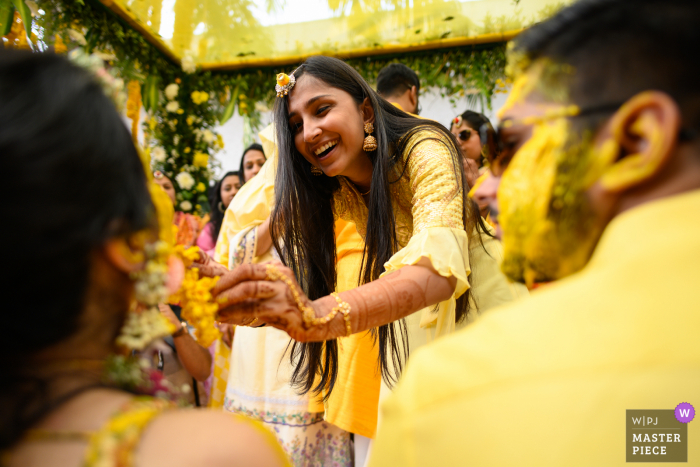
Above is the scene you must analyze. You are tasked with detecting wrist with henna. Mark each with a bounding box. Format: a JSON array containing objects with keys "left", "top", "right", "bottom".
[{"left": 316, "top": 268, "right": 440, "bottom": 340}]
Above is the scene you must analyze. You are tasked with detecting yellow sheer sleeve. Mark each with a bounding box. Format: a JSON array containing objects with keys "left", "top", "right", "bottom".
[{"left": 382, "top": 131, "right": 470, "bottom": 339}]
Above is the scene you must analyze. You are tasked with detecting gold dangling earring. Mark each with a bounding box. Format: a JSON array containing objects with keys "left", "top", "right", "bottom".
[
  {"left": 363, "top": 121, "right": 377, "bottom": 152},
  {"left": 311, "top": 165, "right": 323, "bottom": 176}
]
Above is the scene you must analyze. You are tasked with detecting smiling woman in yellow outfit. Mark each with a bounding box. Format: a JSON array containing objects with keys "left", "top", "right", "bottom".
[{"left": 203, "top": 55, "right": 527, "bottom": 461}]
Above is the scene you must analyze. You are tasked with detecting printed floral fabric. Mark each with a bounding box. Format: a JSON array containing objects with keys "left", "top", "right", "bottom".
[
  {"left": 224, "top": 393, "right": 351, "bottom": 467},
  {"left": 223, "top": 222, "right": 352, "bottom": 467}
]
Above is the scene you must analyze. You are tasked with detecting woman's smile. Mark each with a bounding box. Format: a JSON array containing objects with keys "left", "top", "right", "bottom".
[
  {"left": 314, "top": 139, "right": 340, "bottom": 165},
  {"left": 314, "top": 139, "right": 339, "bottom": 159}
]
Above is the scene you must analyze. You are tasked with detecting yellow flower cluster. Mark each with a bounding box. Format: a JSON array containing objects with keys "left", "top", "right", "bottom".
[
  {"left": 192, "top": 151, "right": 209, "bottom": 168},
  {"left": 191, "top": 90, "right": 210, "bottom": 105},
  {"left": 169, "top": 253, "right": 221, "bottom": 347}
]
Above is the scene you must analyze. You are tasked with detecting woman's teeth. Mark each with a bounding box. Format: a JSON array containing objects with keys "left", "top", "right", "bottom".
[{"left": 315, "top": 140, "right": 338, "bottom": 156}]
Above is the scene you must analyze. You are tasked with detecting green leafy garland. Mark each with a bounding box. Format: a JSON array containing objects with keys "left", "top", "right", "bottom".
[{"left": 32, "top": 0, "right": 507, "bottom": 214}]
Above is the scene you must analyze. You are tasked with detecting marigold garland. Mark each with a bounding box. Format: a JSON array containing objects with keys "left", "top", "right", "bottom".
[{"left": 169, "top": 245, "right": 221, "bottom": 347}]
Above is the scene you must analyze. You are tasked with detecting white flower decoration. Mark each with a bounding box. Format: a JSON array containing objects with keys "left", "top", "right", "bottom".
[
  {"left": 94, "top": 51, "right": 117, "bottom": 61},
  {"left": 151, "top": 146, "right": 166, "bottom": 162},
  {"left": 202, "top": 129, "right": 215, "bottom": 144},
  {"left": 175, "top": 171, "right": 195, "bottom": 190},
  {"left": 67, "top": 28, "right": 87, "bottom": 46},
  {"left": 165, "top": 101, "right": 180, "bottom": 113},
  {"left": 165, "top": 83, "right": 179, "bottom": 101},
  {"left": 25, "top": 1, "right": 39, "bottom": 17},
  {"left": 181, "top": 55, "right": 196, "bottom": 74},
  {"left": 180, "top": 200, "right": 193, "bottom": 211}
]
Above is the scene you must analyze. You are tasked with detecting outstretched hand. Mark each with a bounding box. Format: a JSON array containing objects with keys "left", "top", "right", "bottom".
[{"left": 212, "top": 262, "right": 336, "bottom": 342}]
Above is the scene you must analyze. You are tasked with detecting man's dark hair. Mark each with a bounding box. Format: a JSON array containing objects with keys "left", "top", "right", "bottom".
[
  {"left": 376, "top": 63, "right": 420, "bottom": 98},
  {"left": 514, "top": 0, "right": 700, "bottom": 132}
]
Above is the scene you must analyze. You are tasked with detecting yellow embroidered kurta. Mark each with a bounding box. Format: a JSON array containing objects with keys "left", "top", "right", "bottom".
[
  {"left": 326, "top": 129, "right": 528, "bottom": 438},
  {"left": 369, "top": 190, "right": 700, "bottom": 466},
  {"left": 333, "top": 128, "right": 469, "bottom": 340}
]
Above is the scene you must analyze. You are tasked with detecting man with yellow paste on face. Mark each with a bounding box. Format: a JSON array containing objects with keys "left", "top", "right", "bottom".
[{"left": 368, "top": 0, "right": 700, "bottom": 465}]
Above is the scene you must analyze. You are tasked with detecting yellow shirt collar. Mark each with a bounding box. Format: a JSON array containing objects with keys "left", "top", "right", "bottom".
[{"left": 588, "top": 189, "right": 700, "bottom": 269}]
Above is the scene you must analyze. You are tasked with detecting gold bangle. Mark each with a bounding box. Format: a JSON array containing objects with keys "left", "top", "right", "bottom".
[
  {"left": 264, "top": 264, "right": 352, "bottom": 336},
  {"left": 248, "top": 317, "right": 259, "bottom": 327},
  {"left": 265, "top": 264, "right": 316, "bottom": 326},
  {"left": 331, "top": 292, "right": 353, "bottom": 337}
]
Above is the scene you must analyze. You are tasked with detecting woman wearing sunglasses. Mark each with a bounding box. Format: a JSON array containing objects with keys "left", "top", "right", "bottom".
[{"left": 450, "top": 111, "right": 497, "bottom": 190}]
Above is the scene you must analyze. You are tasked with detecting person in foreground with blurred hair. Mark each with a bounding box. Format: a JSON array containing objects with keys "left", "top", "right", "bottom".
[
  {"left": 0, "top": 50, "right": 288, "bottom": 467},
  {"left": 369, "top": 0, "right": 700, "bottom": 464}
]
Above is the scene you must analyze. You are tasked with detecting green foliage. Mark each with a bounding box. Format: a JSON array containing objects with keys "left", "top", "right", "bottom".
[
  {"left": 34, "top": 0, "right": 507, "bottom": 214},
  {"left": 0, "top": 1, "right": 14, "bottom": 37},
  {"left": 347, "top": 44, "right": 507, "bottom": 111}
]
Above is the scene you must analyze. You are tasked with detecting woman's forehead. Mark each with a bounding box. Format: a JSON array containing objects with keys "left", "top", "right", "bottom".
[
  {"left": 244, "top": 150, "right": 265, "bottom": 161},
  {"left": 288, "top": 75, "right": 345, "bottom": 114}
]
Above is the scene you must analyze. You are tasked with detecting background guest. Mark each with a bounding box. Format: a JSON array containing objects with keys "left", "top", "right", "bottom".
[
  {"left": 376, "top": 63, "right": 421, "bottom": 114},
  {"left": 239, "top": 143, "right": 266, "bottom": 183},
  {"left": 197, "top": 171, "right": 241, "bottom": 257}
]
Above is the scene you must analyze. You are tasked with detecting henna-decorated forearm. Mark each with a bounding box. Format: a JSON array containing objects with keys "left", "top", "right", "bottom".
[
  {"left": 211, "top": 260, "right": 456, "bottom": 342},
  {"left": 314, "top": 260, "right": 457, "bottom": 340}
]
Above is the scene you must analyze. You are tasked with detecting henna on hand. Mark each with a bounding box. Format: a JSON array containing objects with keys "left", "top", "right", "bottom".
[
  {"left": 212, "top": 263, "right": 269, "bottom": 296},
  {"left": 191, "top": 250, "right": 228, "bottom": 278}
]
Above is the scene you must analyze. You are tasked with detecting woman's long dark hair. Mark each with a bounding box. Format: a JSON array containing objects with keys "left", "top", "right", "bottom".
[
  {"left": 209, "top": 170, "right": 239, "bottom": 241},
  {"left": 0, "top": 51, "right": 153, "bottom": 449},
  {"left": 270, "top": 55, "right": 491, "bottom": 397},
  {"left": 238, "top": 142, "right": 265, "bottom": 183}
]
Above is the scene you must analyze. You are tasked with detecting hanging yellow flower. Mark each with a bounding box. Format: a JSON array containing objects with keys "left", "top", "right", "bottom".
[
  {"left": 54, "top": 35, "right": 67, "bottom": 54},
  {"left": 196, "top": 182, "right": 206, "bottom": 192},
  {"left": 191, "top": 91, "right": 210, "bottom": 105},
  {"left": 126, "top": 80, "right": 142, "bottom": 141}
]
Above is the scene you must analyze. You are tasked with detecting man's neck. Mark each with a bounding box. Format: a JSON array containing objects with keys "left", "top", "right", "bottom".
[
  {"left": 385, "top": 94, "right": 415, "bottom": 114},
  {"left": 615, "top": 147, "right": 700, "bottom": 218}
]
